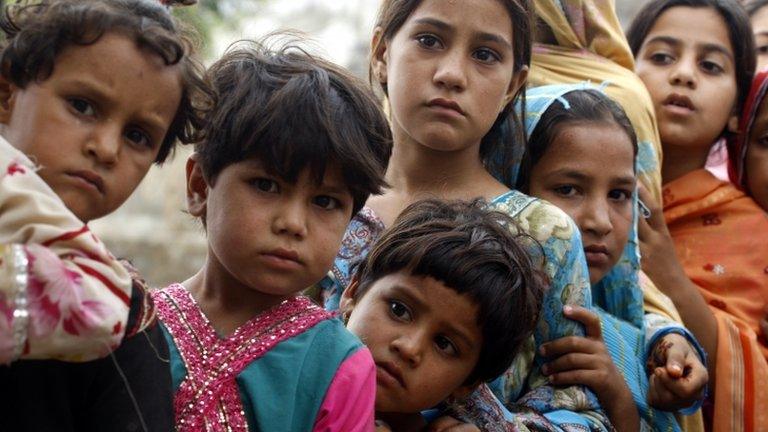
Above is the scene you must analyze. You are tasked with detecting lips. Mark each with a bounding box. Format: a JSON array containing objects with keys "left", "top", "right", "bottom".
[
  {"left": 662, "top": 93, "right": 695, "bottom": 112},
  {"left": 427, "top": 98, "right": 465, "bottom": 116},
  {"left": 584, "top": 244, "right": 610, "bottom": 267},
  {"left": 67, "top": 170, "right": 105, "bottom": 194},
  {"left": 376, "top": 361, "right": 406, "bottom": 389},
  {"left": 259, "top": 248, "right": 302, "bottom": 269}
]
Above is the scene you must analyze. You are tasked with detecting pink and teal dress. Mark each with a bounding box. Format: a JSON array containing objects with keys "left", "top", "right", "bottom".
[{"left": 152, "top": 284, "right": 375, "bottom": 432}]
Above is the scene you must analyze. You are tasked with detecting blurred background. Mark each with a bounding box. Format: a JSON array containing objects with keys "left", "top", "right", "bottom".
[{"left": 91, "top": 0, "right": 652, "bottom": 287}]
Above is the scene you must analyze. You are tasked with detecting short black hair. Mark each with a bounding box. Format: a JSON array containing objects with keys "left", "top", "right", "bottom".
[
  {"left": 353, "top": 198, "right": 547, "bottom": 384},
  {"left": 517, "top": 89, "right": 638, "bottom": 192},
  {"left": 626, "top": 0, "right": 755, "bottom": 115},
  {"left": 196, "top": 38, "right": 392, "bottom": 216},
  {"left": 0, "top": 0, "right": 208, "bottom": 163}
]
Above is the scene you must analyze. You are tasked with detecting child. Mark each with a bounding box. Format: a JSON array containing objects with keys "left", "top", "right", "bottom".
[
  {"left": 748, "top": 0, "right": 768, "bottom": 71},
  {"left": 340, "top": 198, "right": 546, "bottom": 432},
  {"left": 150, "top": 39, "right": 392, "bottom": 431},
  {"left": 520, "top": 84, "right": 710, "bottom": 431},
  {"left": 320, "top": 0, "right": 621, "bottom": 429},
  {"left": 0, "top": 0, "right": 207, "bottom": 430},
  {"left": 729, "top": 69, "right": 768, "bottom": 213},
  {"left": 628, "top": 0, "right": 768, "bottom": 429}
]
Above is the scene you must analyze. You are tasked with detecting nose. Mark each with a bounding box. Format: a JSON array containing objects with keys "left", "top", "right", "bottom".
[
  {"left": 84, "top": 125, "right": 121, "bottom": 166},
  {"left": 669, "top": 56, "right": 697, "bottom": 89},
  {"left": 390, "top": 331, "right": 423, "bottom": 368},
  {"left": 271, "top": 197, "right": 308, "bottom": 239},
  {"left": 433, "top": 49, "right": 468, "bottom": 92},
  {"left": 578, "top": 197, "right": 613, "bottom": 238}
]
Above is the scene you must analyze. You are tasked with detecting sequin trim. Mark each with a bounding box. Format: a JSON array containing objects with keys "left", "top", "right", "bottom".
[
  {"left": 7, "top": 244, "right": 30, "bottom": 361},
  {"left": 153, "top": 285, "right": 333, "bottom": 432}
]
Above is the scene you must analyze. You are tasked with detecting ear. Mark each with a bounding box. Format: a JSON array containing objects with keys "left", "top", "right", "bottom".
[
  {"left": 502, "top": 65, "right": 529, "bottom": 112},
  {"left": 339, "top": 277, "right": 361, "bottom": 322},
  {"left": 185, "top": 153, "right": 209, "bottom": 218},
  {"left": 370, "top": 27, "right": 388, "bottom": 86},
  {"left": 0, "top": 75, "right": 18, "bottom": 124}
]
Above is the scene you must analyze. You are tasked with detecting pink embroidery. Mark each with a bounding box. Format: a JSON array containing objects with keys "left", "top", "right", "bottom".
[
  {"left": 25, "top": 244, "right": 108, "bottom": 338},
  {"left": 153, "top": 285, "right": 332, "bottom": 432},
  {"left": 6, "top": 162, "right": 26, "bottom": 176}
]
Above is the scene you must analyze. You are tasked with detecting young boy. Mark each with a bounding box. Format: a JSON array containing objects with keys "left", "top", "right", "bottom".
[
  {"left": 0, "top": 0, "right": 207, "bottom": 429},
  {"left": 150, "top": 39, "right": 393, "bottom": 430},
  {"left": 340, "top": 199, "right": 547, "bottom": 432}
]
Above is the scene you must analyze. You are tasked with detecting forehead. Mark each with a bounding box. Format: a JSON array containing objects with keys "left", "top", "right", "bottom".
[
  {"left": 540, "top": 122, "right": 635, "bottom": 175},
  {"left": 645, "top": 6, "right": 733, "bottom": 54},
  {"left": 751, "top": 5, "right": 768, "bottom": 33},
  {"left": 405, "top": 0, "right": 513, "bottom": 40}
]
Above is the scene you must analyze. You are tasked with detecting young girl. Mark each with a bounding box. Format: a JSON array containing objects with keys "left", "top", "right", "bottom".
[
  {"left": 627, "top": 0, "right": 768, "bottom": 429},
  {"left": 520, "top": 84, "right": 710, "bottom": 432},
  {"left": 748, "top": 0, "right": 768, "bottom": 71},
  {"left": 320, "top": 0, "right": 692, "bottom": 429},
  {"left": 0, "top": 0, "right": 207, "bottom": 430},
  {"left": 341, "top": 198, "right": 547, "bottom": 432},
  {"left": 151, "top": 40, "right": 392, "bottom": 431},
  {"left": 729, "top": 69, "right": 768, "bottom": 213}
]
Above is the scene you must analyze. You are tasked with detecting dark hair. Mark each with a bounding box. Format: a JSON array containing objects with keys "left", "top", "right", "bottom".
[
  {"left": 517, "top": 89, "right": 638, "bottom": 192},
  {"left": 626, "top": 0, "right": 755, "bottom": 115},
  {"left": 353, "top": 198, "right": 547, "bottom": 384},
  {"left": 197, "top": 38, "right": 392, "bottom": 216},
  {"left": 369, "top": 0, "right": 532, "bottom": 187},
  {"left": 747, "top": 0, "right": 768, "bottom": 16},
  {"left": 0, "top": 0, "right": 208, "bottom": 164}
]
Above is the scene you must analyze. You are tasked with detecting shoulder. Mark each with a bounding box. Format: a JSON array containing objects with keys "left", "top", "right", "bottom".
[{"left": 490, "top": 190, "right": 579, "bottom": 245}]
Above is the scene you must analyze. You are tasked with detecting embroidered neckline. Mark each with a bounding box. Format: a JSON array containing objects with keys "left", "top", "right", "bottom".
[{"left": 153, "top": 284, "right": 332, "bottom": 431}]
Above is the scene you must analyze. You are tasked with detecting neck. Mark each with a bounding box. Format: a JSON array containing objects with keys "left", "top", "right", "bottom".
[
  {"left": 661, "top": 143, "right": 711, "bottom": 185},
  {"left": 183, "top": 254, "right": 293, "bottom": 336},
  {"left": 376, "top": 412, "right": 425, "bottom": 432},
  {"left": 386, "top": 129, "right": 508, "bottom": 201}
]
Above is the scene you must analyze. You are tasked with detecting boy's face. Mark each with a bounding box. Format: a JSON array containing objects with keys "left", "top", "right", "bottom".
[
  {"left": 186, "top": 156, "right": 355, "bottom": 301},
  {"left": 342, "top": 272, "right": 482, "bottom": 413},
  {"left": 0, "top": 33, "right": 182, "bottom": 222}
]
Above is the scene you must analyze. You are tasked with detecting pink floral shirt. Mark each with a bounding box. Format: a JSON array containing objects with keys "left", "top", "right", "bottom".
[{"left": 0, "top": 136, "right": 132, "bottom": 363}]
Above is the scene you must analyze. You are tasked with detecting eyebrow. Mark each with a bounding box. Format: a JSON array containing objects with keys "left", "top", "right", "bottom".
[
  {"left": 414, "top": 17, "right": 513, "bottom": 51},
  {"left": 645, "top": 35, "right": 733, "bottom": 61}
]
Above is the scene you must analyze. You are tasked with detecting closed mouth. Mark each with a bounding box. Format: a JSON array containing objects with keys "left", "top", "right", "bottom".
[
  {"left": 376, "top": 361, "right": 406, "bottom": 388},
  {"left": 427, "top": 98, "right": 465, "bottom": 116},
  {"left": 262, "top": 248, "right": 301, "bottom": 264},
  {"left": 67, "top": 170, "right": 105, "bottom": 194},
  {"left": 584, "top": 244, "right": 609, "bottom": 256}
]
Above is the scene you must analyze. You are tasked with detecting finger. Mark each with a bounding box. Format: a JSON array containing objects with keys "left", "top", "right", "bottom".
[
  {"left": 540, "top": 336, "right": 602, "bottom": 358},
  {"left": 637, "top": 184, "right": 667, "bottom": 231},
  {"left": 663, "top": 343, "right": 687, "bottom": 379},
  {"left": 647, "top": 370, "right": 685, "bottom": 410},
  {"left": 543, "top": 353, "right": 601, "bottom": 375},
  {"left": 656, "top": 367, "right": 707, "bottom": 401},
  {"left": 548, "top": 369, "right": 603, "bottom": 389},
  {"left": 563, "top": 305, "right": 602, "bottom": 340}
]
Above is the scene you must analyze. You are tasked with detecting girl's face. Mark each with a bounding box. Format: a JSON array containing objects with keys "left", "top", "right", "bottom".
[
  {"left": 745, "top": 96, "right": 768, "bottom": 211},
  {"left": 372, "top": 0, "right": 526, "bottom": 154},
  {"left": 635, "top": 6, "right": 738, "bottom": 151},
  {"left": 751, "top": 5, "right": 768, "bottom": 71},
  {"left": 343, "top": 272, "right": 482, "bottom": 414},
  {"left": 529, "top": 122, "right": 636, "bottom": 285}
]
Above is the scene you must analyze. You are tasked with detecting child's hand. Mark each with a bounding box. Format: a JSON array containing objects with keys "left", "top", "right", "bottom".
[
  {"left": 646, "top": 333, "right": 708, "bottom": 411},
  {"left": 426, "top": 416, "right": 480, "bottom": 432},
  {"left": 540, "top": 305, "right": 639, "bottom": 432}
]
